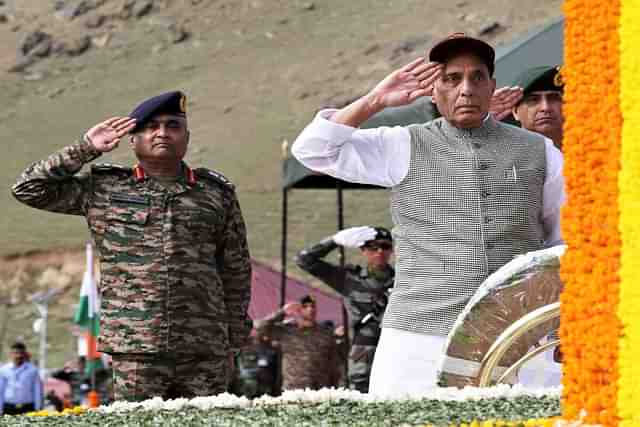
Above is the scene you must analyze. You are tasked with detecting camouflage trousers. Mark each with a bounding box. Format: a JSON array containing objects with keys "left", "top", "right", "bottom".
[
  {"left": 111, "top": 353, "right": 230, "bottom": 402},
  {"left": 348, "top": 344, "right": 376, "bottom": 393}
]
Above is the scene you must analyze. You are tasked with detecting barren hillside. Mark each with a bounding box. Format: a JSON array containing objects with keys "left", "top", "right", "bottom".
[{"left": 0, "top": 0, "right": 563, "bottom": 365}]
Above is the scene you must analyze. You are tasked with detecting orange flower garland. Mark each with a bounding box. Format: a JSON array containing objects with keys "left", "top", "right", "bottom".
[{"left": 560, "top": 0, "right": 622, "bottom": 425}]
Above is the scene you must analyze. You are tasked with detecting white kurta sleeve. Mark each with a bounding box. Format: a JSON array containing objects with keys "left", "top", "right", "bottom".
[
  {"left": 542, "top": 139, "right": 565, "bottom": 246},
  {"left": 291, "top": 109, "right": 411, "bottom": 188}
]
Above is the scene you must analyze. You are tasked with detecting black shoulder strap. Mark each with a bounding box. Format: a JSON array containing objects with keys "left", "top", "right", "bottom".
[
  {"left": 194, "top": 168, "right": 235, "bottom": 190},
  {"left": 91, "top": 163, "right": 132, "bottom": 175}
]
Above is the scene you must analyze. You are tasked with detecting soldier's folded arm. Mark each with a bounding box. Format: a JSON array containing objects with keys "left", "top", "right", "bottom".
[
  {"left": 217, "top": 188, "right": 253, "bottom": 354},
  {"left": 11, "top": 138, "right": 101, "bottom": 215}
]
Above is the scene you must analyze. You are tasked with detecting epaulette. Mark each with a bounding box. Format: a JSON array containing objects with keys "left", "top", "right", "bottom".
[
  {"left": 91, "top": 163, "right": 132, "bottom": 175},
  {"left": 194, "top": 168, "right": 235, "bottom": 190}
]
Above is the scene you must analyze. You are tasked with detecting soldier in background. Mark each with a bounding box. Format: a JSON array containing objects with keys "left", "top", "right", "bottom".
[
  {"left": 332, "top": 325, "right": 349, "bottom": 388},
  {"left": 254, "top": 295, "right": 338, "bottom": 391},
  {"left": 230, "top": 330, "right": 280, "bottom": 398},
  {"left": 296, "top": 226, "right": 394, "bottom": 393},
  {"left": 12, "top": 91, "right": 252, "bottom": 402},
  {"left": 509, "top": 66, "right": 564, "bottom": 150}
]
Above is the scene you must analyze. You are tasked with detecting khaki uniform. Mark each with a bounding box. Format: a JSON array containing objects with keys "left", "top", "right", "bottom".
[{"left": 12, "top": 139, "right": 252, "bottom": 400}]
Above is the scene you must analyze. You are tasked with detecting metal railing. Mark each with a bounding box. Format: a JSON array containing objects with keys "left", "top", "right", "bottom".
[{"left": 477, "top": 302, "right": 561, "bottom": 387}]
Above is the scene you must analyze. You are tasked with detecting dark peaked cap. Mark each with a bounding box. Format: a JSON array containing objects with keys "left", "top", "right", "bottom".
[
  {"left": 129, "top": 91, "right": 187, "bottom": 132},
  {"left": 512, "top": 65, "right": 564, "bottom": 97},
  {"left": 370, "top": 227, "right": 392, "bottom": 243},
  {"left": 429, "top": 32, "right": 495, "bottom": 76}
]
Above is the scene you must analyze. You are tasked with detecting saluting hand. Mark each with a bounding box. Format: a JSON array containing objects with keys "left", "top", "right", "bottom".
[
  {"left": 85, "top": 117, "right": 137, "bottom": 153},
  {"left": 367, "top": 58, "right": 443, "bottom": 109},
  {"left": 489, "top": 86, "right": 523, "bottom": 121},
  {"left": 283, "top": 302, "right": 302, "bottom": 316}
]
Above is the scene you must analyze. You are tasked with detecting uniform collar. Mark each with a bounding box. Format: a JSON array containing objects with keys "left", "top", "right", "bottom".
[
  {"left": 133, "top": 162, "right": 196, "bottom": 186},
  {"left": 361, "top": 264, "right": 393, "bottom": 280}
]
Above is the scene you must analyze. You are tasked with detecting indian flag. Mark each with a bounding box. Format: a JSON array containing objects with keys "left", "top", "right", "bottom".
[{"left": 74, "top": 242, "right": 102, "bottom": 373}]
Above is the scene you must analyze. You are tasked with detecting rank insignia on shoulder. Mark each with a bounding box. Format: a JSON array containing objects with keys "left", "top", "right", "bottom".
[{"left": 194, "top": 168, "right": 235, "bottom": 190}]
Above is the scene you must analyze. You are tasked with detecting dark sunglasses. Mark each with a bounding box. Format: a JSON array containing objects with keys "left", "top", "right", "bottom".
[{"left": 363, "top": 242, "right": 392, "bottom": 251}]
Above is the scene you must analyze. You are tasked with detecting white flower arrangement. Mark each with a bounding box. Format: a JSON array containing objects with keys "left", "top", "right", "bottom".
[{"left": 97, "top": 384, "right": 561, "bottom": 413}]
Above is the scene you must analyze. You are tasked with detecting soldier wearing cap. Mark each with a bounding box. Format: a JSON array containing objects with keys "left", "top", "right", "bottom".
[
  {"left": 292, "top": 33, "right": 565, "bottom": 396},
  {"left": 509, "top": 66, "right": 564, "bottom": 149},
  {"left": 254, "top": 295, "right": 338, "bottom": 391},
  {"left": 11, "top": 91, "right": 252, "bottom": 402},
  {"left": 295, "top": 226, "right": 394, "bottom": 393}
]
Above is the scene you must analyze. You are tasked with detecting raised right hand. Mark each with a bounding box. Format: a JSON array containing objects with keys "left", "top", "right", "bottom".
[
  {"left": 283, "top": 302, "right": 302, "bottom": 316},
  {"left": 333, "top": 226, "right": 377, "bottom": 248},
  {"left": 489, "top": 86, "right": 523, "bottom": 121},
  {"left": 367, "top": 58, "right": 443, "bottom": 109},
  {"left": 85, "top": 117, "right": 137, "bottom": 153}
]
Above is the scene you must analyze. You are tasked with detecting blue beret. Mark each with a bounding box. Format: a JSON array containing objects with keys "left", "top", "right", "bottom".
[{"left": 129, "top": 91, "right": 187, "bottom": 131}]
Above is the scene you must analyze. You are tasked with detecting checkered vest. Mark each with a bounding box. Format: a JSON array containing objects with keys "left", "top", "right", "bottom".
[{"left": 385, "top": 116, "right": 547, "bottom": 336}]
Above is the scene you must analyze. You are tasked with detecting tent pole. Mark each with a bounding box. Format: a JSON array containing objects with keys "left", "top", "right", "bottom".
[{"left": 280, "top": 188, "right": 288, "bottom": 307}]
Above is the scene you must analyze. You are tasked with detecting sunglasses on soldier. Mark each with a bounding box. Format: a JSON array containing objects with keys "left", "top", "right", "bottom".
[{"left": 363, "top": 241, "right": 392, "bottom": 251}]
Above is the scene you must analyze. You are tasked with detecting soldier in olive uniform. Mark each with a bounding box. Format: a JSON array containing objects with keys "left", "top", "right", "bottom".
[
  {"left": 11, "top": 91, "right": 252, "bottom": 402},
  {"left": 254, "top": 295, "right": 338, "bottom": 391},
  {"left": 230, "top": 330, "right": 279, "bottom": 398},
  {"left": 296, "top": 226, "right": 394, "bottom": 393}
]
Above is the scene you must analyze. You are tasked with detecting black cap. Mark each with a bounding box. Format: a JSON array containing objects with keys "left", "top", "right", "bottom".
[
  {"left": 429, "top": 32, "right": 495, "bottom": 76},
  {"left": 513, "top": 65, "right": 564, "bottom": 98},
  {"left": 10, "top": 342, "right": 26, "bottom": 352},
  {"left": 300, "top": 295, "right": 316, "bottom": 305},
  {"left": 129, "top": 91, "right": 187, "bottom": 132},
  {"left": 367, "top": 227, "right": 392, "bottom": 243}
]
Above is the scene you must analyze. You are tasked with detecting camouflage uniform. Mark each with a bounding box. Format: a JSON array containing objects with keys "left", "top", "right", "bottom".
[
  {"left": 255, "top": 311, "right": 337, "bottom": 391},
  {"left": 12, "top": 139, "right": 252, "bottom": 401},
  {"left": 296, "top": 238, "right": 394, "bottom": 393}
]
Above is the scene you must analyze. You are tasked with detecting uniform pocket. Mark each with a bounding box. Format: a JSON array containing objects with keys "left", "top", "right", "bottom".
[{"left": 105, "top": 203, "right": 150, "bottom": 240}]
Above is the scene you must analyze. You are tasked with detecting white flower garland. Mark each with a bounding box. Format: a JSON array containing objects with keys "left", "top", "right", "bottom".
[{"left": 98, "top": 385, "right": 561, "bottom": 413}]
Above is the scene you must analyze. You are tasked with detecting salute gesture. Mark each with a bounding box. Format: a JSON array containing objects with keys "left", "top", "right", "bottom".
[
  {"left": 367, "top": 57, "right": 443, "bottom": 109},
  {"left": 489, "top": 86, "right": 524, "bottom": 121},
  {"left": 282, "top": 302, "right": 303, "bottom": 316},
  {"left": 85, "top": 117, "right": 137, "bottom": 153},
  {"left": 332, "top": 58, "right": 443, "bottom": 127}
]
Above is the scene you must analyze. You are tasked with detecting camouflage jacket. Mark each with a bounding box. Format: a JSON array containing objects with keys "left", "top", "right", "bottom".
[
  {"left": 295, "top": 238, "right": 394, "bottom": 346},
  {"left": 254, "top": 311, "right": 337, "bottom": 390},
  {"left": 12, "top": 140, "right": 252, "bottom": 356}
]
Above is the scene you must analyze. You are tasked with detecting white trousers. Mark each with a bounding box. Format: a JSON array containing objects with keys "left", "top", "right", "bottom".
[
  {"left": 368, "top": 327, "right": 562, "bottom": 397},
  {"left": 368, "top": 327, "right": 447, "bottom": 398}
]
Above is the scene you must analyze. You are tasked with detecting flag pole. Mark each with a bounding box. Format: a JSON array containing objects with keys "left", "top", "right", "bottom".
[{"left": 83, "top": 242, "right": 100, "bottom": 407}]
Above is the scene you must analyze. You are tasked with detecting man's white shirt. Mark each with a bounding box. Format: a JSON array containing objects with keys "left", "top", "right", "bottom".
[{"left": 292, "top": 109, "right": 565, "bottom": 246}]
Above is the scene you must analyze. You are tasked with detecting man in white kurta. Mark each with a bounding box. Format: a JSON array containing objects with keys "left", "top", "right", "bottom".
[{"left": 291, "top": 33, "right": 564, "bottom": 397}]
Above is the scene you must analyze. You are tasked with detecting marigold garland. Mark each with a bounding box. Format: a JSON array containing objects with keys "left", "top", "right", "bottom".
[
  {"left": 24, "top": 406, "right": 87, "bottom": 417},
  {"left": 561, "top": 0, "right": 622, "bottom": 425},
  {"left": 618, "top": 1, "right": 640, "bottom": 426},
  {"left": 420, "top": 418, "right": 599, "bottom": 427}
]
